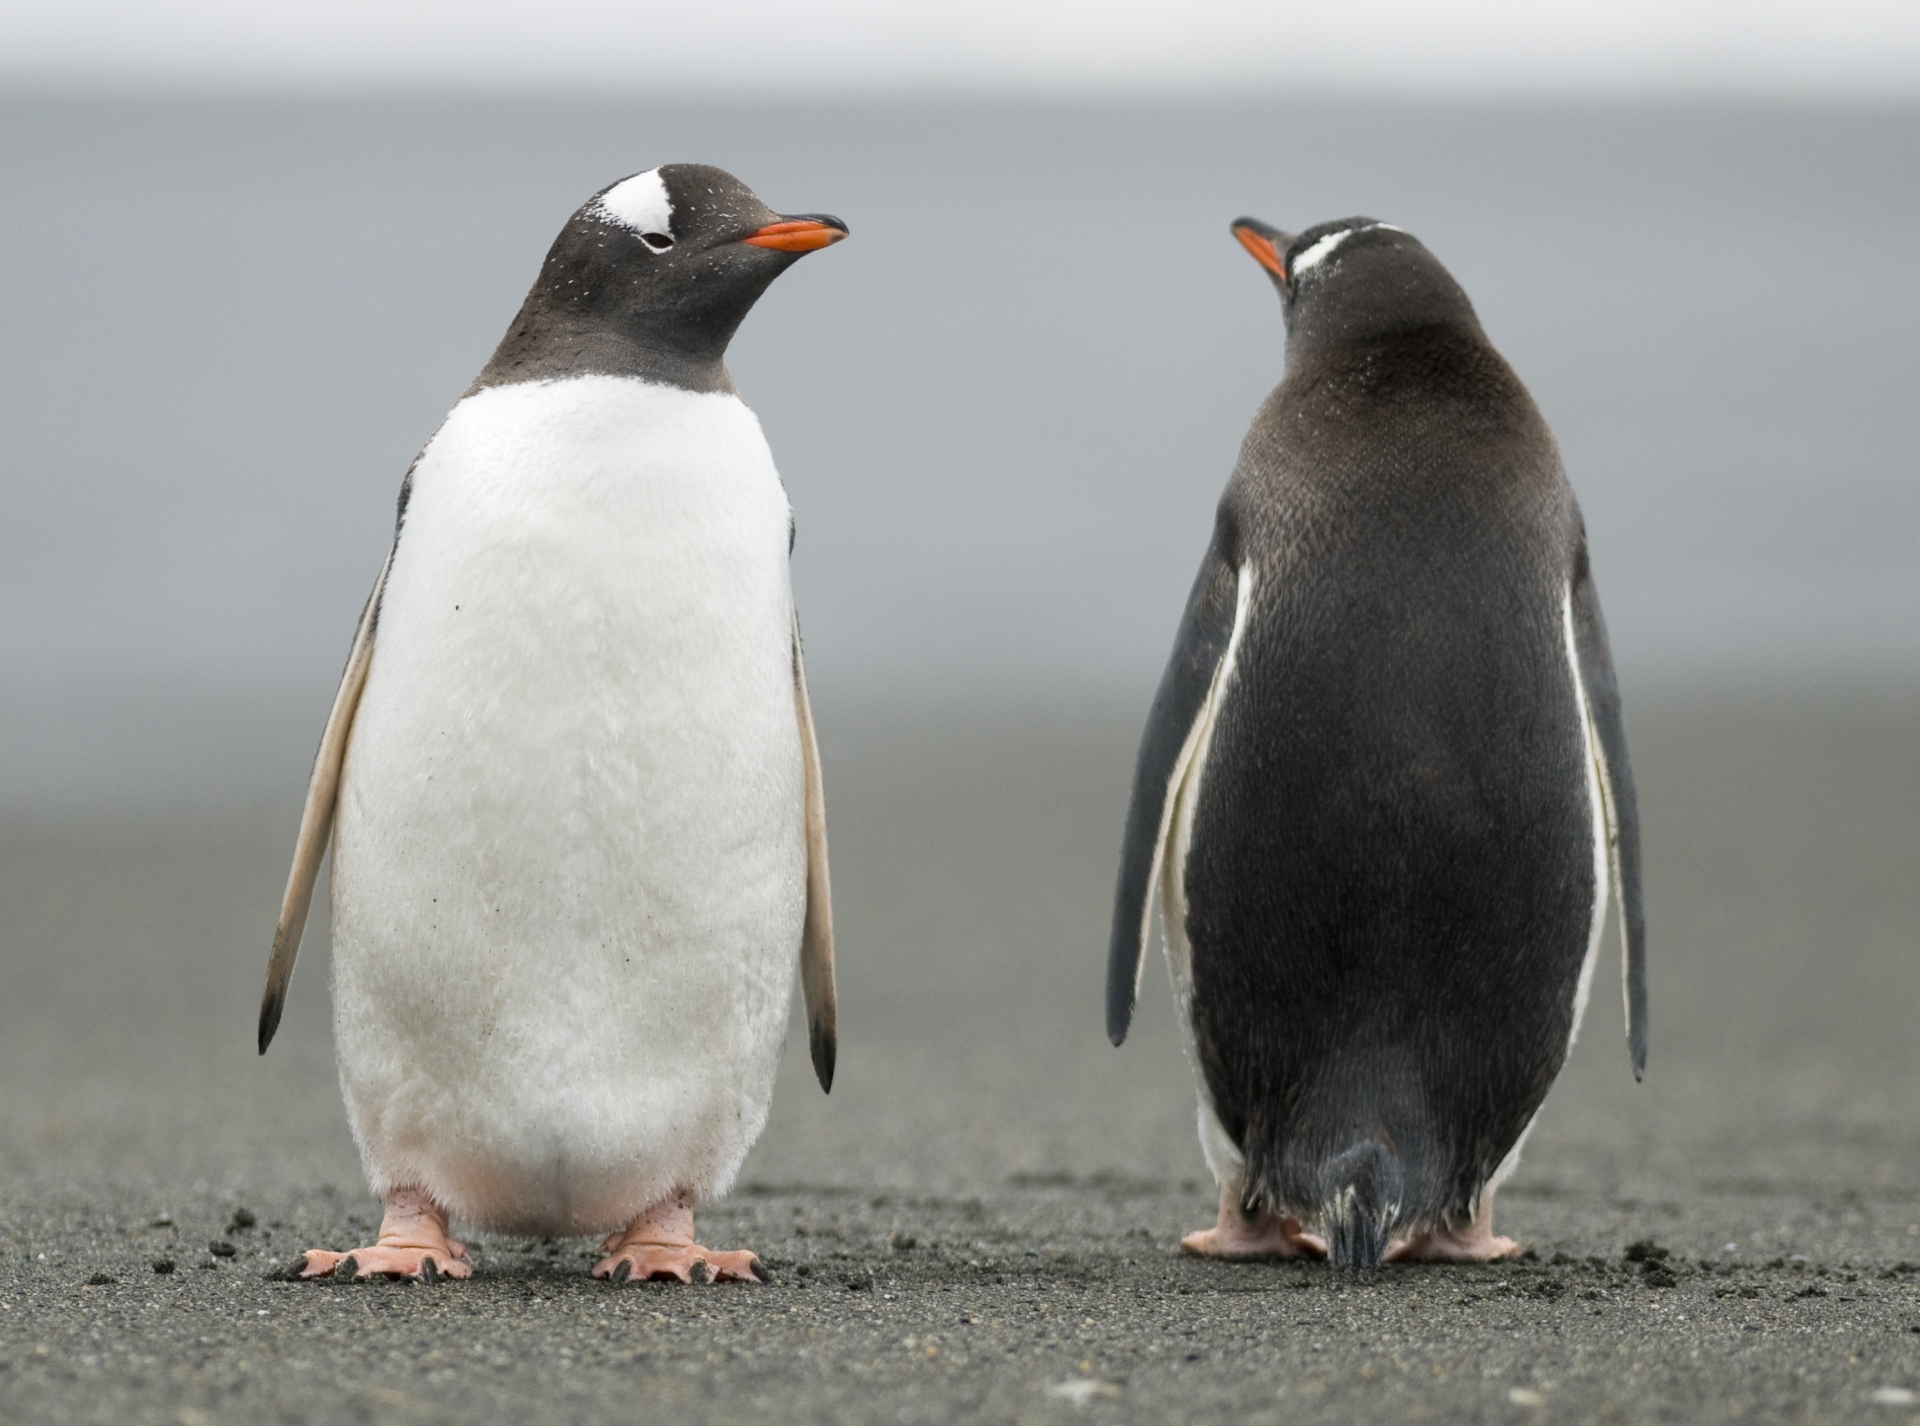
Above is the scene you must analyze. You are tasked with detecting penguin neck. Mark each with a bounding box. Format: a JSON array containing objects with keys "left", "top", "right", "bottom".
[
  {"left": 469, "top": 311, "right": 738, "bottom": 398},
  {"left": 1282, "top": 312, "right": 1489, "bottom": 378},
  {"left": 1282, "top": 256, "right": 1484, "bottom": 368}
]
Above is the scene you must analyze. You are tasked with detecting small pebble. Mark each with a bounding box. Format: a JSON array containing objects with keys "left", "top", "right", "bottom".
[{"left": 151, "top": 1258, "right": 175, "bottom": 1275}]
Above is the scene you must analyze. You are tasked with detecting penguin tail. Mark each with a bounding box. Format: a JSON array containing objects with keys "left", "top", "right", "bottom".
[{"left": 1318, "top": 1141, "right": 1403, "bottom": 1270}]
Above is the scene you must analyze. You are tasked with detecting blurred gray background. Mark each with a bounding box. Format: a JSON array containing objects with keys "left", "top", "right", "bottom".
[{"left": 1, "top": 95, "right": 1915, "bottom": 804}]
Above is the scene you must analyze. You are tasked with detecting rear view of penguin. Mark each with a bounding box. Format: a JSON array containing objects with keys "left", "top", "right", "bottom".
[
  {"left": 258, "top": 165, "right": 846, "bottom": 1284},
  {"left": 1107, "top": 215, "right": 1646, "bottom": 1267}
]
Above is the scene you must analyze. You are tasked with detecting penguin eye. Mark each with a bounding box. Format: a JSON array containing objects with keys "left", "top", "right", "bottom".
[{"left": 640, "top": 231, "right": 674, "bottom": 253}]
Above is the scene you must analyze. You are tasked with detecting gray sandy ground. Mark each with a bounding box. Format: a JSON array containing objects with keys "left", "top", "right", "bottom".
[{"left": 2, "top": 689, "right": 1919, "bottom": 1423}]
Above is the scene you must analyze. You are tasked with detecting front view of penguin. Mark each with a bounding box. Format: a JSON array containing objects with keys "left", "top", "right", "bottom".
[
  {"left": 258, "top": 165, "right": 845, "bottom": 1284},
  {"left": 1107, "top": 216, "right": 1646, "bottom": 1267}
]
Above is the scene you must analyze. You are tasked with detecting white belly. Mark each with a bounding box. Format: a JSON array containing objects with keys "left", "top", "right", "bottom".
[{"left": 329, "top": 375, "right": 806, "bottom": 1236}]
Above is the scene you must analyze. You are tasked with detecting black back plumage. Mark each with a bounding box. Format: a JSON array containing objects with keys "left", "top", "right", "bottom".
[{"left": 1108, "top": 218, "right": 1646, "bottom": 1266}]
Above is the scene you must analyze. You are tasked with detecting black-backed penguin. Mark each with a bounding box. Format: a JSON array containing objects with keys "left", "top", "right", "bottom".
[
  {"left": 258, "top": 165, "right": 846, "bottom": 1284},
  {"left": 1107, "top": 216, "right": 1646, "bottom": 1268}
]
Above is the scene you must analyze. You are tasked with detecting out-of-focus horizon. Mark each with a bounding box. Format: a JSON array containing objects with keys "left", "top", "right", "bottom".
[
  {"left": 4, "top": 0, "right": 1920, "bottom": 95},
  {"left": 0, "top": 1, "right": 1916, "bottom": 807}
]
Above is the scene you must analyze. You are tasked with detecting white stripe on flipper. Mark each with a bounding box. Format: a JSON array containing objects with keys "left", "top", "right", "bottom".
[
  {"left": 592, "top": 169, "right": 673, "bottom": 238},
  {"left": 1155, "top": 564, "right": 1254, "bottom": 1188},
  {"left": 1480, "top": 592, "right": 1611, "bottom": 1213},
  {"left": 1561, "top": 586, "right": 1612, "bottom": 1054},
  {"left": 1149, "top": 562, "right": 1253, "bottom": 987}
]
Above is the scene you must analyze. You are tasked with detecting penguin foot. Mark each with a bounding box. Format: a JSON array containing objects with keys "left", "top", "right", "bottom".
[
  {"left": 1181, "top": 1187, "right": 1328, "bottom": 1261},
  {"left": 593, "top": 1242, "right": 764, "bottom": 1284},
  {"left": 1384, "top": 1220, "right": 1519, "bottom": 1263},
  {"left": 294, "top": 1186, "right": 471, "bottom": 1282},
  {"left": 592, "top": 1195, "right": 764, "bottom": 1284}
]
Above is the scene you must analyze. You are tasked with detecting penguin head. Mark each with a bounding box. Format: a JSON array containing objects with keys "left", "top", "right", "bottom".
[
  {"left": 481, "top": 163, "right": 847, "bottom": 391},
  {"left": 1229, "top": 216, "right": 1482, "bottom": 362}
]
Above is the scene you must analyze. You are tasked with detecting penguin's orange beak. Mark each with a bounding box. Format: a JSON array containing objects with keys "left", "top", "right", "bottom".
[
  {"left": 744, "top": 217, "right": 849, "bottom": 252},
  {"left": 1232, "top": 222, "right": 1287, "bottom": 281}
]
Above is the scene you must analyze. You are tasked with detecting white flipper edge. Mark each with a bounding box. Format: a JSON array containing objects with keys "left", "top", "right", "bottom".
[
  {"left": 257, "top": 546, "right": 392, "bottom": 1054},
  {"left": 1562, "top": 582, "right": 1644, "bottom": 1074},
  {"left": 1150, "top": 563, "right": 1254, "bottom": 983},
  {"left": 1157, "top": 565, "right": 1253, "bottom": 1170},
  {"left": 1560, "top": 587, "right": 1613, "bottom": 1056},
  {"left": 793, "top": 609, "right": 837, "bottom": 1093}
]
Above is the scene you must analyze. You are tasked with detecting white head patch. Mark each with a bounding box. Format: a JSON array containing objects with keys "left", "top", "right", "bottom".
[
  {"left": 1289, "top": 221, "right": 1405, "bottom": 278},
  {"left": 591, "top": 169, "right": 675, "bottom": 245}
]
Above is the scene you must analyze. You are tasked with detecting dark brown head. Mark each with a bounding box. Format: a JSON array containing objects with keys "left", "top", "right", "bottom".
[
  {"left": 474, "top": 163, "right": 848, "bottom": 395},
  {"left": 1229, "top": 216, "right": 1483, "bottom": 367}
]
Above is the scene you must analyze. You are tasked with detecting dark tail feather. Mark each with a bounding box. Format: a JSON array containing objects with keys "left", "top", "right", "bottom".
[{"left": 1320, "top": 1141, "right": 1403, "bottom": 1269}]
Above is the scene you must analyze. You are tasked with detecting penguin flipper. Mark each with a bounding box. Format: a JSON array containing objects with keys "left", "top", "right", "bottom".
[
  {"left": 792, "top": 609, "right": 837, "bottom": 1093},
  {"left": 1569, "top": 541, "right": 1648, "bottom": 1080},
  {"left": 257, "top": 546, "right": 393, "bottom": 1055},
  {"left": 1107, "top": 523, "right": 1243, "bottom": 1046}
]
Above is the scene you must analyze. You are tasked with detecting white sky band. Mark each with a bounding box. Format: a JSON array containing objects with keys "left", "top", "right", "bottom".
[{"left": 5, "top": 1, "right": 1917, "bottom": 95}]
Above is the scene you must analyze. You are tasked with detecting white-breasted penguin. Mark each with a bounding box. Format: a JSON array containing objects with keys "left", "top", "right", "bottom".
[
  {"left": 1106, "top": 216, "right": 1647, "bottom": 1269},
  {"left": 257, "top": 164, "right": 846, "bottom": 1285}
]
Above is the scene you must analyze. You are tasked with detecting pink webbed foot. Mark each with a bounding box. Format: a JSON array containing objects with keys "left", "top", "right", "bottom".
[
  {"left": 592, "top": 1194, "right": 764, "bottom": 1285},
  {"left": 291, "top": 1186, "right": 471, "bottom": 1283},
  {"left": 1385, "top": 1208, "right": 1519, "bottom": 1263},
  {"left": 1181, "top": 1185, "right": 1328, "bottom": 1261}
]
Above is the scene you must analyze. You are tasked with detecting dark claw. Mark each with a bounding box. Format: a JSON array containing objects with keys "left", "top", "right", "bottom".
[
  {"left": 611, "top": 1259, "right": 631, "bottom": 1284},
  {"left": 334, "top": 1256, "right": 358, "bottom": 1282},
  {"left": 419, "top": 1256, "right": 439, "bottom": 1285},
  {"left": 690, "top": 1260, "right": 712, "bottom": 1285},
  {"left": 280, "top": 1255, "right": 311, "bottom": 1281},
  {"left": 748, "top": 1257, "right": 770, "bottom": 1283}
]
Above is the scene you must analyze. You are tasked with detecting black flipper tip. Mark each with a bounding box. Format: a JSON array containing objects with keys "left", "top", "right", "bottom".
[
  {"left": 1106, "top": 993, "right": 1133, "bottom": 1048},
  {"left": 257, "top": 995, "right": 284, "bottom": 1056},
  {"left": 809, "top": 1019, "right": 835, "bottom": 1094},
  {"left": 1106, "top": 961, "right": 1137, "bottom": 1046}
]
